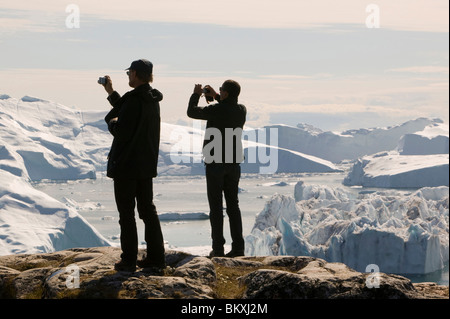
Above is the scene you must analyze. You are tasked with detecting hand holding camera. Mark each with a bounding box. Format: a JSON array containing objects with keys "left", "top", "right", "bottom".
[
  {"left": 194, "top": 84, "right": 217, "bottom": 104},
  {"left": 98, "top": 75, "right": 114, "bottom": 96}
]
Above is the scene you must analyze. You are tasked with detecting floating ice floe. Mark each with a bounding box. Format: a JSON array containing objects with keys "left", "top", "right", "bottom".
[{"left": 158, "top": 211, "right": 209, "bottom": 221}]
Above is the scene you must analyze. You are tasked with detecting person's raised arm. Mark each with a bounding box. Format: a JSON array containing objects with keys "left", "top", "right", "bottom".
[{"left": 187, "top": 84, "right": 207, "bottom": 120}]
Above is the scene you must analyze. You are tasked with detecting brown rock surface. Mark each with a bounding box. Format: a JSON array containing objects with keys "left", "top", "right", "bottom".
[{"left": 0, "top": 247, "right": 447, "bottom": 299}]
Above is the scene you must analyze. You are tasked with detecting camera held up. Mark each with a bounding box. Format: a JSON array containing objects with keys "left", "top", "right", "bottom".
[
  {"left": 203, "top": 87, "right": 214, "bottom": 103},
  {"left": 98, "top": 77, "right": 107, "bottom": 85}
]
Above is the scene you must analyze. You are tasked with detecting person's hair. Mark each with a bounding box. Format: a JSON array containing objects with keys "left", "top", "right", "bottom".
[
  {"left": 135, "top": 70, "right": 153, "bottom": 83},
  {"left": 222, "top": 80, "right": 241, "bottom": 101}
]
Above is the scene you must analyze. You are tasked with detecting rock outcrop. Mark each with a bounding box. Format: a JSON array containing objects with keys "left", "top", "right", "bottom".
[{"left": 0, "top": 247, "right": 447, "bottom": 299}]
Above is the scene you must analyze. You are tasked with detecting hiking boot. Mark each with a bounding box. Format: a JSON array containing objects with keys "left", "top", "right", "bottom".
[
  {"left": 114, "top": 259, "right": 136, "bottom": 272},
  {"left": 137, "top": 258, "right": 166, "bottom": 275},
  {"left": 225, "top": 250, "right": 245, "bottom": 258},
  {"left": 208, "top": 250, "right": 225, "bottom": 258}
]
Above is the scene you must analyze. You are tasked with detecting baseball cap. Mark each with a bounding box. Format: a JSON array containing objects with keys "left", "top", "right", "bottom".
[{"left": 125, "top": 59, "right": 153, "bottom": 74}]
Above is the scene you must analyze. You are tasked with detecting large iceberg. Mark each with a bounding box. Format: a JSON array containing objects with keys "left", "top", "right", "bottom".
[
  {"left": 343, "top": 152, "right": 449, "bottom": 188},
  {"left": 0, "top": 95, "right": 111, "bottom": 255},
  {"left": 398, "top": 122, "right": 449, "bottom": 155},
  {"left": 343, "top": 122, "right": 449, "bottom": 188},
  {"left": 245, "top": 181, "right": 449, "bottom": 275},
  {"left": 0, "top": 170, "right": 110, "bottom": 255},
  {"left": 258, "top": 118, "right": 444, "bottom": 163},
  {"left": 0, "top": 95, "right": 98, "bottom": 181}
]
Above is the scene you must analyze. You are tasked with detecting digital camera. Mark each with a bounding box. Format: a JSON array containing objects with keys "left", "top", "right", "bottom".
[
  {"left": 98, "top": 77, "right": 107, "bottom": 85},
  {"left": 203, "top": 88, "right": 214, "bottom": 103}
]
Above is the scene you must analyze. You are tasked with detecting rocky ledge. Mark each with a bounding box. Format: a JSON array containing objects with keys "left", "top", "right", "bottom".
[{"left": 0, "top": 247, "right": 447, "bottom": 299}]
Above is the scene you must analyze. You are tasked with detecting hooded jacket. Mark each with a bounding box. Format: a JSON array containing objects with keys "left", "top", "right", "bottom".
[{"left": 105, "top": 83, "right": 163, "bottom": 179}]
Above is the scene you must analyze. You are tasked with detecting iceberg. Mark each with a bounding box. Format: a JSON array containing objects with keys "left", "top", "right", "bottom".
[
  {"left": 343, "top": 152, "right": 449, "bottom": 188},
  {"left": 344, "top": 122, "right": 449, "bottom": 188},
  {"left": 245, "top": 181, "right": 449, "bottom": 275},
  {"left": 0, "top": 170, "right": 110, "bottom": 255},
  {"left": 398, "top": 122, "right": 449, "bottom": 155},
  {"left": 0, "top": 95, "right": 112, "bottom": 255},
  {"left": 0, "top": 95, "right": 98, "bottom": 181},
  {"left": 258, "top": 118, "right": 444, "bottom": 163}
]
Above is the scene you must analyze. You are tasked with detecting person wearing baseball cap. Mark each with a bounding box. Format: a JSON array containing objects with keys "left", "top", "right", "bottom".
[
  {"left": 99, "top": 59, "right": 165, "bottom": 273},
  {"left": 125, "top": 59, "right": 154, "bottom": 88}
]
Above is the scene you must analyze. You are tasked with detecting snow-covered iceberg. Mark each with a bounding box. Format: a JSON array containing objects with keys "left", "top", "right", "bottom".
[
  {"left": 260, "top": 118, "right": 443, "bottom": 163},
  {"left": 344, "top": 122, "right": 449, "bottom": 188},
  {"left": 343, "top": 152, "right": 449, "bottom": 188},
  {"left": 0, "top": 170, "right": 110, "bottom": 255},
  {"left": 0, "top": 95, "right": 112, "bottom": 255},
  {"left": 245, "top": 181, "right": 449, "bottom": 275},
  {"left": 160, "top": 122, "right": 340, "bottom": 175},
  {"left": 0, "top": 95, "right": 99, "bottom": 181},
  {"left": 398, "top": 122, "right": 449, "bottom": 155}
]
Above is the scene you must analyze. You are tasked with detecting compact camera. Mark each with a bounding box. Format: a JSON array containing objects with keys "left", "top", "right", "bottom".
[
  {"left": 98, "top": 77, "right": 107, "bottom": 85},
  {"left": 203, "top": 87, "right": 214, "bottom": 103}
]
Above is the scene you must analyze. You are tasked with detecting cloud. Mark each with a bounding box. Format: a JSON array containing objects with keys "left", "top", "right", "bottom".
[
  {"left": 1, "top": 0, "right": 448, "bottom": 32},
  {"left": 387, "top": 66, "right": 449, "bottom": 74},
  {"left": 259, "top": 75, "right": 311, "bottom": 80}
]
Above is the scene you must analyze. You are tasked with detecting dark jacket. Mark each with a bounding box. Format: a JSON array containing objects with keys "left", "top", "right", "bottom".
[
  {"left": 105, "top": 83, "right": 163, "bottom": 179},
  {"left": 187, "top": 93, "right": 246, "bottom": 164}
]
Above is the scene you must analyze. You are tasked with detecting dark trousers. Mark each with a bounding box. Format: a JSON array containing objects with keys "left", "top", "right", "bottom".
[
  {"left": 206, "top": 163, "right": 244, "bottom": 253},
  {"left": 114, "top": 177, "right": 165, "bottom": 264}
]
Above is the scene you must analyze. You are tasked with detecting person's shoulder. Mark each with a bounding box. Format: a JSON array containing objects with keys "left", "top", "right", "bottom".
[
  {"left": 237, "top": 103, "right": 247, "bottom": 114},
  {"left": 206, "top": 102, "right": 221, "bottom": 110}
]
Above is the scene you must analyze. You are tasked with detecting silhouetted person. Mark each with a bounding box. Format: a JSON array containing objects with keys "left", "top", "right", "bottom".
[
  {"left": 100, "top": 59, "right": 165, "bottom": 272},
  {"left": 187, "top": 80, "right": 247, "bottom": 257}
]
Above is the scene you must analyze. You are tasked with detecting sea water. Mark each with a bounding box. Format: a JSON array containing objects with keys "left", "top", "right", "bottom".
[{"left": 34, "top": 172, "right": 449, "bottom": 285}]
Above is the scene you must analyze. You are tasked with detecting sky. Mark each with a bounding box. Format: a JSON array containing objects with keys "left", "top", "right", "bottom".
[{"left": 0, "top": 0, "right": 448, "bottom": 132}]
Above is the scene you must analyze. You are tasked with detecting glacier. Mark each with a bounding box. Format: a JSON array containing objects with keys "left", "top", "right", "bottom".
[{"left": 245, "top": 181, "right": 449, "bottom": 275}]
